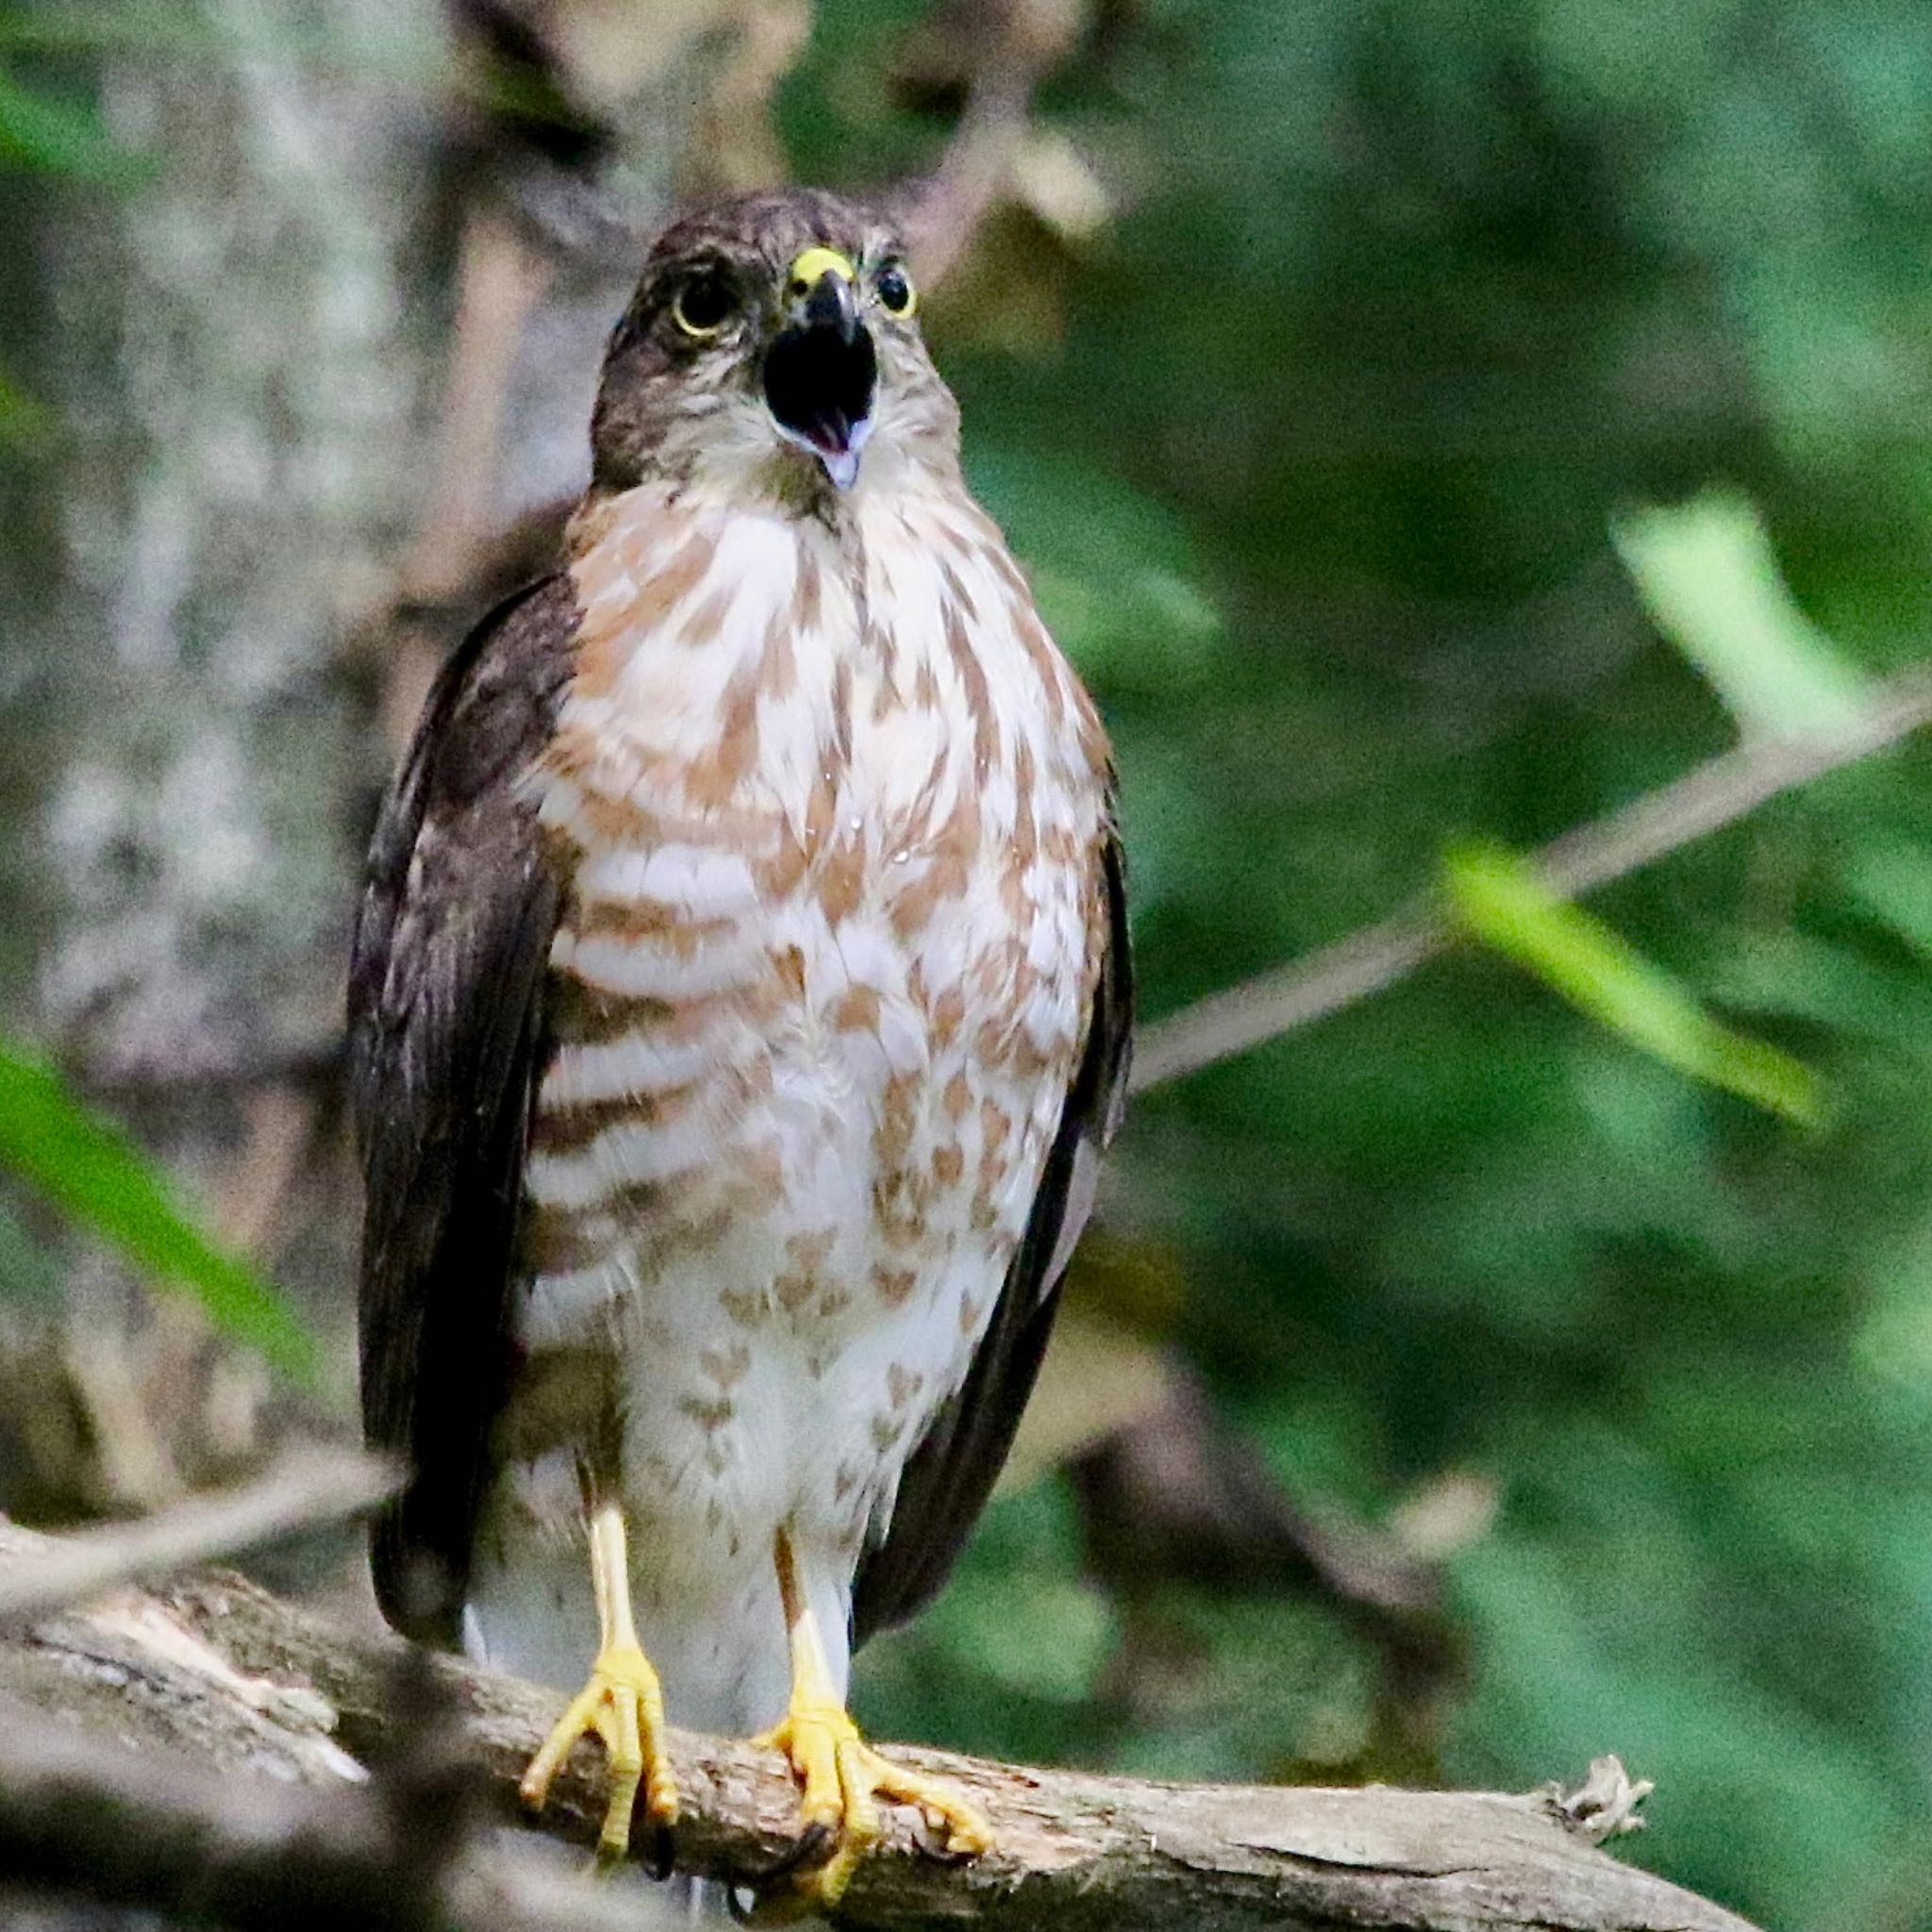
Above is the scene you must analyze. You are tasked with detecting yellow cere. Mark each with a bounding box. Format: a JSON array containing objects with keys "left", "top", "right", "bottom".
[{"left": 789, "top": 246, "right": 858, "bottom": 293}]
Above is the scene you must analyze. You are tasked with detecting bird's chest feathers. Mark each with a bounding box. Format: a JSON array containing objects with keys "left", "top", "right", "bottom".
[
  {"left": 551, "top": 493, "right": 1091, "bottom": 883},
  {"left": 523, "top": 488, "right": 1102, "bottom": 1343}
]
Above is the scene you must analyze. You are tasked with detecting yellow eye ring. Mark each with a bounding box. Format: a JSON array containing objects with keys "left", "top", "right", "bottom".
[
  {"left": 789, "top": 246, "right": 857, "bottom": 296},
  {"left": 875, "top": 262, "right": 916, "bottom": 317},
  {"left": 672, "top": 271, "right": 735, "bottom": 339}
]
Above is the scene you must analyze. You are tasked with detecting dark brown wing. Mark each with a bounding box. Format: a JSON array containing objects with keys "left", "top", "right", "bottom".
[
  {"left": 350, "top": 575, "right": 577, "bottom": 1646},
  {"left": 851, "top": 806, "right": 1133, "bottom": 1646}
]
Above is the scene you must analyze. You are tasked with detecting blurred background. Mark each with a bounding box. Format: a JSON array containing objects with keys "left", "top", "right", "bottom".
[{"left": 5, "top": 2, "right": 1932, "bottom": 1926}]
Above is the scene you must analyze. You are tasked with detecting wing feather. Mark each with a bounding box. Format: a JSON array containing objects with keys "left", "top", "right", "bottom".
[
  {"left": 851, "top": 804, "right": 1133, "bottom": 1646},
  {"left": 350, "top": 575, "right": 577, "bottom": 1645}
]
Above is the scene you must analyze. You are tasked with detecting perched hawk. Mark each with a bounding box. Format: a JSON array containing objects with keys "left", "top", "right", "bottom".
[{"left": 351, "top": 188, "right": 1131, "bottom": 1903}]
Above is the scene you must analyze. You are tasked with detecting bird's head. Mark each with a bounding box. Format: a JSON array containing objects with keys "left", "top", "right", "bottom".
[{"left": 591, "top": 189, "right": 958, "bottom": 506}]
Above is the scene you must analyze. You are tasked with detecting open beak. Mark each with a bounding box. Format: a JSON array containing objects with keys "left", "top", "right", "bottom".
[{"left": 763, "top": 249, "right": 877, "bottom": 490}]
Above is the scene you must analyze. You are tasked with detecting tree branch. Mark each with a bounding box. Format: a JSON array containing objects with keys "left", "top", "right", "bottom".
[
  {"left": 0, "top": 1525, "right": 1758, "bottom": 1932},
  {"left": 1132, "top": 667, "right": 1932, "bottom": 1092}
]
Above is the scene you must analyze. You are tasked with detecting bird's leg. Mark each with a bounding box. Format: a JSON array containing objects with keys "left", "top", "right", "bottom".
[
  {"left": 520, "top": 1500, "right": 679, "bottom": 1859},
  {"left": 755, "top": 1528, "right": 992, "bottom": 1907}
]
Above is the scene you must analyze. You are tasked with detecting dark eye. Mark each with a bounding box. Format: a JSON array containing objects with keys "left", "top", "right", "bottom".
[
  {"left": 875, "top": 262, "right": 916, "bottom": 317},
  {"left": 672, "top": 269, "right": 736, "bottom": 338}
]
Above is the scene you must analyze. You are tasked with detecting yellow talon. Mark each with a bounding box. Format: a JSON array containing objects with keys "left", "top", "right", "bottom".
[
  {"left": 756, "top": 1534, "right": 992, "bottom": 1909},
  {"left": 758, "top": 1702, "right": 992, "bottom": 1906},
  {"left": 522, "top": 1640, "right": 679, "bottom": 1857},
  {"left": 520, "top": 1503, "right": 679, "bottom": 1860}
]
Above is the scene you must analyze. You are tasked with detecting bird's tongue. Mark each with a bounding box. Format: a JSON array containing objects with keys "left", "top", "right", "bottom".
[
  {"left": 763, "top": 323, "right": 877, "bottom": 488},
  {"left": 810, "top": 415, "right": 872, "bottom": 490},
  {"left": 806, "top": 411, "right": 858, "bottom": 456}
]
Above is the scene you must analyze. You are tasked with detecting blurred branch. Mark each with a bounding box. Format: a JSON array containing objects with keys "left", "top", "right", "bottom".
[
  {"left": 0, "top": 1694, "right": 455, "bottom": 1932},
  {"left": 1133, "top": 667, "right": 1932, "bottom": 1092},
  {"left": 0, "top": 1532, "right": 1760, "bottom": 1932},
  {"left": 896, "top": 0, "right": 1086, "bottom": 284},
  {"left": 1069, "top": 1364, "right": 1462, "bottom": 1773},
  {"left": 0, "top": 1445, "right": 394, "bottom": 1624},
  {"left": 0, "top": 1616, "right": 611, "bottom": 1932},
  {"left": 398, "top": 206, "right": 555, "bottom": 611}
]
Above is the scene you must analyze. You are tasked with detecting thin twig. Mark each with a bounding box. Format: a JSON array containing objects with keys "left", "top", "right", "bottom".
[
  {"left": 1131, "top": 668, "right": 1932, "bottom": 1093},
  {"left": 900, "top": 68, "right": 1038, "bottom": 285},
  {"left": 0, "top": 1443, "right": 396, "bottom": 1624},
  {"left": 896, "top": 1, "right": 1080, "bottom": 285}
]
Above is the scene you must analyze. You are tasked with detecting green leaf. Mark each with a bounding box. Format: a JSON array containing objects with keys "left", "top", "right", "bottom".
[
  {"left": 1441, "top": 841, "right": 1824, "bottom": 1127},
  {"left": 0, "top": 66, "right": 145, "bottom": 182},
  {"left": 0, "top": 1042, "right": 318, "bottom": 1383},
  {"left": 0, "top": 365, "right": 50, "bottom": 449},
  {"left": 1846, "top": 846, "right": 1932, "bottom": 962},
  {"left": 1612, "top": 491, "right": 1874, "bottom": 739}
]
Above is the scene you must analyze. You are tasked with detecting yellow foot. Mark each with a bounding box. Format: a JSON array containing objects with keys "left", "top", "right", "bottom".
[
  {"left": 755, "top": 1701, "right": 993, "bottom": 1908},
  {"left": 520, "top": 1642, "right": 680, "bottom": 1860}
]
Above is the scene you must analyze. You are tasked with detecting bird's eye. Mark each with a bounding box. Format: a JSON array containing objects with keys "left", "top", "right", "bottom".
[
  {"left": 672, "top": 270, "right": 736, "bottom": 339},
  {"left": 875, "top": 262, "right": 916, "bottom": 317}
]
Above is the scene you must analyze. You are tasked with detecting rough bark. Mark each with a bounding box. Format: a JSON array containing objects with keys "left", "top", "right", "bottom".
[
  {"left": 1, "top": 0, "right": 469, "bottom": 1522},
  {"left": 0, "top": 1528, "right": 1758, "bottom": 1932}
]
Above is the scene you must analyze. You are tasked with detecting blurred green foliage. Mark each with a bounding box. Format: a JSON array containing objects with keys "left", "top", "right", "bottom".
[
  {"left": 1442, "top": 838, "right": 1824, "bottom": 1127},
  {"left": 0, "top": 60, "right": 131, "bottom": 181},
  {"left": 0, "top": 54, "right": 123, "bottom": 447},
  {"left": 1612, "top": 492, "right": 1874, "bottom": 737},
  {"left": 0, "top": 1042, "right": 317, "bottom": 1382},
  {"left": 789, "top": 5, "right": 1932, "bottom": 1927}
]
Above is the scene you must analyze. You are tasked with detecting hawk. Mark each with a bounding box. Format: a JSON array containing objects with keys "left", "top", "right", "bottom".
[{"left": 351, "top": 187, "right": 1131, "bottom": 1905}]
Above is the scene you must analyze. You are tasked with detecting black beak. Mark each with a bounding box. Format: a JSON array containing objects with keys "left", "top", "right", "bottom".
[
  {"left": 763, "top": 269, "right": 877, "bottom": 489},
  {"left": 804, "top": 267, "right": 859, "bottom": 343}
]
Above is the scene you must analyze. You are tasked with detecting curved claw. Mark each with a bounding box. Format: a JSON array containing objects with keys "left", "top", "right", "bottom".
[
  {"left": 742, "top": 1817, "right": 840, "bottom": 1890},
  {"left": 646, "top": 1820, "right": 678, "bottom": 1883},
  {"left": 750, "top": 1703, "right": 992, "bottom": 1912}
]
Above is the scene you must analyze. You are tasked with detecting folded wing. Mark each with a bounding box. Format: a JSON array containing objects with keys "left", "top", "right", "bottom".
[{"left": 349, "top": 577, "right": 577, "bottom": 1645}]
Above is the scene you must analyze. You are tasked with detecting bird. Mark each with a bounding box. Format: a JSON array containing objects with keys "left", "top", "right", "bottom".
[{"left": 350, "top": 185, "right": 1131, "bottom": 1907}]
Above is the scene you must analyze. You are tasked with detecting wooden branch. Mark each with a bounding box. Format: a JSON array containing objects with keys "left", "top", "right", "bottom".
[
  {"left": 1132, "top": 666, "right": 1932, "bottom": 1092},
  {"left": 0, "top": 1525, "right": 1759, "bottom": 1932}
]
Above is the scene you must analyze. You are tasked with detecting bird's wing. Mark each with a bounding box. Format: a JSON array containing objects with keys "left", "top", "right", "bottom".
[
  {"left": 851, "top": 800, "right": 1133, "bottom": 1645},
  {"left": 350, "top": 575, "right": 577, "bottom": 1646}
]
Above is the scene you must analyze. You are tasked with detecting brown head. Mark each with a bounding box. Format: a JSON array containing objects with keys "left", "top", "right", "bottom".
[{"left": 590, "top": 188, "right": 960, "bottom": 508}]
